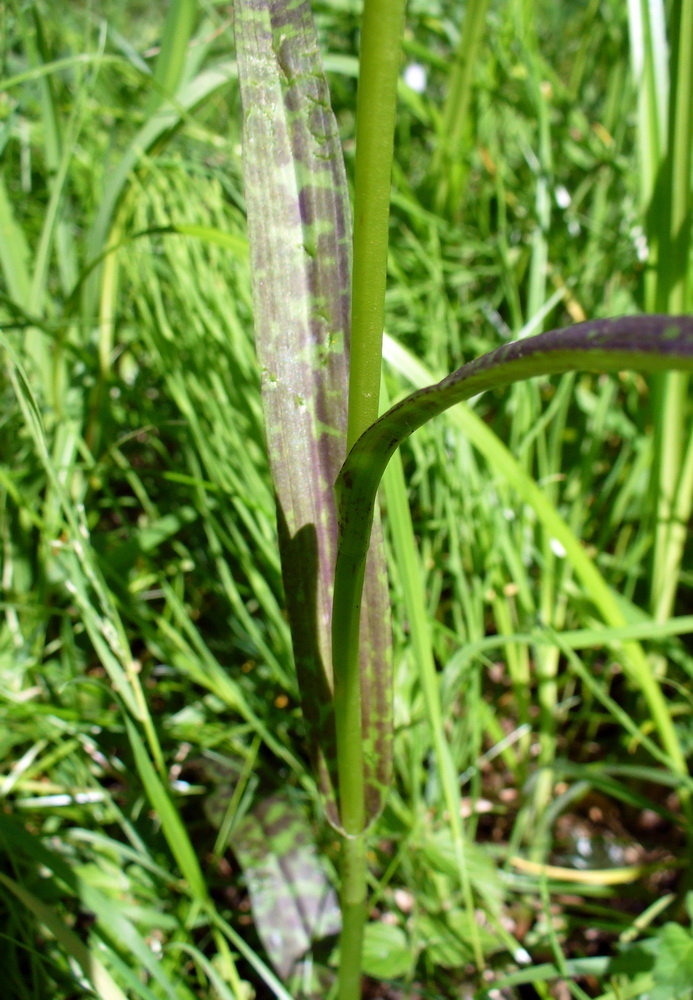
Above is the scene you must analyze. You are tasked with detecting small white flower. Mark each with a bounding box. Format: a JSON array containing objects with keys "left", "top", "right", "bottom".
[
  {"left": 631, "top": 225, "right": 649, "bottom": 262},
  {"left": 550, "top": 538, "right": 567, "bottom": 558},
  {"left": 555, "top": 185, "right": 571, "bottom": 208},
  {"left": 404, "top": 63, "right": 427, "bottom": 93}
]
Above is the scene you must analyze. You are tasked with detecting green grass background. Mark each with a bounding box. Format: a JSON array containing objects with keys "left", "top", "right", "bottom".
[{"left": 1, "top": 1, "right": 692, "bottom": 997}]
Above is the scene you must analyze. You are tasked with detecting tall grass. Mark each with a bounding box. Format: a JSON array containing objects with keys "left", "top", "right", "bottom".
[
  {"left": 0, "top": 2, "right": 691, "bottom": 999},
  {"left": 628, "top": 0, "right": 693, "bottom": 621}
]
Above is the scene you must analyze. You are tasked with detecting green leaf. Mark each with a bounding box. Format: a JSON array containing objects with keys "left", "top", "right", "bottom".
[
  {"left": 361, "top": 922, "right": 410, "bottom": 979},
  {"left": 651, "top": 923, "right": 693, "bottom": 999},
  {"left": 0, "top": 814, "right": 185, "bottom": 999},
  {"left": 124, "top": 715, "right": 208, "bottom": 902},
  {"left": 418, "top": 828, "right": 503, "bottom": 913},
  {"left": 0, "top": 174, "right": 32, "bottom": 308},
  {"left": 492, "top": 957, "right": 612, "bottom": 991},
  {"left": 83, "top": 59, "right": 237, "bottom": 320},
  {"left": 143, "top": 0, "right": 197, "bottom": 116},
  {"left": 338, "top": 316, "right": 693, "bottom": 542},
  {"left": 0, "top": 873, "right": 129, "bottom": 1000},
  {"left": 417, "top": 910, "right": 499, "bottom": 969},
  {"left": 235, "top": 0, "right": 392, "bottom": 829}
]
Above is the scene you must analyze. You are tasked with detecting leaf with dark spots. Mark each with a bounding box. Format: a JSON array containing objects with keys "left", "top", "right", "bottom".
[
  {"left": 235, "top": 0, "right": 392, "bottom": 829},
  {"left": 336, "top": 314, "right": 693, "bottom": 577},
  {"left": 233, "top": 793, "right": 341, "bottom": 979},
  {"left": 332, "top": 315, "right": 693, "bottom": 754}
]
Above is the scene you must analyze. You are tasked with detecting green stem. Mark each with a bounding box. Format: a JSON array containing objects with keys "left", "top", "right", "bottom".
[
  {"left": 335, "top": 2, "right": 405, "bottom": 995},
  {"left": 347, "top": 0, "right": 407, "bottom": 449},
  {"left": 332, "top": 555, "right": 368, "bottom": 837},
  {"left": 659, "top": 0, "right": 692, "bottom": 315},
  {"left": 336, "top": 0, "right": 405, "bottom": 830},
  {"left": 650, "top": 0, "right": 693, "bottom": 617},
  {"left": 336, "top": 834, "right": 368, "bottom": 1000}
]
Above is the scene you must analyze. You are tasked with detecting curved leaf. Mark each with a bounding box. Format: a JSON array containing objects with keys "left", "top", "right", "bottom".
[
  {"left": 334, "top": 315, "right": 693, "bottom": 767},
  {"left": 337, "top": 314, "right": 693, "bottom": 578}
]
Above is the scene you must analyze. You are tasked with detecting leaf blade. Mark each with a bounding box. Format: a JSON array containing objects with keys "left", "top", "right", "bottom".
[
  {"left": 335, "top": 315, "right": 693, "bottom": 779},
  {"left": 338, "top": 316, "right": 693, "bottom": 567},
  {"left": 235, "top": 0, "right": 392, "bottom": 827}
]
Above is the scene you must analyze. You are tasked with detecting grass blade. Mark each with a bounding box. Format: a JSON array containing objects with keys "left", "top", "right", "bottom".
[
  {"left": 143, "top": 0, "right": 197, "bottom": 116},
  {"left": 82, "top": 59, "right": 237, "bottom": 322},
  {"left": 380, "top": 383, "right": 484, "bottom": 969},
  {"left": 0, "top": 174, "right": 32, "bottom": 308},
  {"left": 650, "top": 0, "right": 693, "bottom": 619},
  {"left": 123, "top": 715, "right": 208, "bottom": 902},
  {"left": 0, "top": 873, "right": 129, "bottom": 1000},
  {"left": 431, "top": 0, "right": 490, "bottom": 219},
  {"left": 629, "top": 0, "right": 693, "bottom": 619}
]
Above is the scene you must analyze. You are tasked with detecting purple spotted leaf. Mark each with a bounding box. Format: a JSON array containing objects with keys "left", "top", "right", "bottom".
[
  {"left": 233, "top": 793, "right": 341, "bottom": 979},
  {"left": 333, "top": 315, "right": 693, "bottom": 684},
  {"left": 234, "top": 0, "right": 392, "bottom": 829}
]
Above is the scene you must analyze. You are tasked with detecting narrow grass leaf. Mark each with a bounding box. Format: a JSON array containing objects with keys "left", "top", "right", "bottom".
[
  {"left": 83, "top": 947, "right": 164, "bottom": 1000},
  {"left": 431, "top": 0, "right": 490, "bottom": 218},
  {"left": 235, "top": 0, "right": 392, "bottom": 827},
  {"left": 143, "top": 0, "right": 197, "bottom": 116},
  {"left": 0, "top": 814, "right": 187, "bottom": 999},
  {"left": 83, "top": 59, "right": 237, "bottom": 319},
  {"left": 1, "top": 333, "right": 144, "bottom": 720},
  {"left": 211, "top": 911, "right": 296, "bottom": 1000},
  {"left": 382, "top": 333, "right": 665, "bottom": 659},
  {"left": 153, "top": 586, "right": 303, "bottom": 775},
  {"left": 123, "top": 715, "right": 208, "bottom": 902},
  {"left": 0, "top": 53, "right": 123, "bottom": 92},
  {"left": 0, "top": 176, "right": 32, "bottom": 309},
  {"left": 0, "top": 873, "right": 129, "bottom": 1000},
  {"left": 166, "top": 944, "right": 239, "bottom": 1000},
  {"left": 649, "top": 0, "right": 693, "bottom": 620},
  {"left": 627, "top": 0, "right": 668, "bottom": 214},
  {"left": 380, "top": 383, "right": 483, "bottom": 967},
  {"left": 492, "top": 957, "right": 611, "bottom": 991}
]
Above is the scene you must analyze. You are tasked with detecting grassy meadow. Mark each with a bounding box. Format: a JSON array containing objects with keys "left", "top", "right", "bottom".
[{"left": 2, "top": 0, "right": 693, "bottom": 998}]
